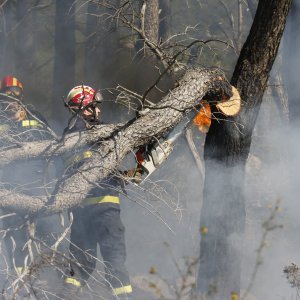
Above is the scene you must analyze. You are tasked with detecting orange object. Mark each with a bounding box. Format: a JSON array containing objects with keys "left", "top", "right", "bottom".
[
  {"left": 0, "top": 75, "right": 23, "bottom": 91},
  {"left": 193, "top": 101, "right": 211, "bottom": 133}
]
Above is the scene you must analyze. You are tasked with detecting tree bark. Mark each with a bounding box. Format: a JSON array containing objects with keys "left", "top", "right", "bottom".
[
  {"left": 198, "top": 0, "right": 292, "bottom": 298},
  {"left": 0, "top": 68, "right": 232, "bottom": 213}
]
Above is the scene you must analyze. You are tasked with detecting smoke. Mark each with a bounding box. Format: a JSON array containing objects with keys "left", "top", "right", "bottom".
[{"left": 0, "top": 0, "right": 299, "bottom": 299}]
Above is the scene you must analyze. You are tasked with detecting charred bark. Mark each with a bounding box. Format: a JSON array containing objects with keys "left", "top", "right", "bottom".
[
  {"left": 0, "top": 68, "right": 232, "bottom": 213},
  {"left": 198, "top": 0, "right": 292, "bottom": 298}
]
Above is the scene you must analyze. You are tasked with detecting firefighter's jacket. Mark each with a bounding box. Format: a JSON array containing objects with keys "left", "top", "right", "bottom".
[
  {"left": 62, "top": 118, "right": 123, "bottom": 208},
  {"left": 61, "top": 118, "right": 132, "bottom": 295},
  {"left": 0, "top": 111, "right": 53, "bottom": 198}
]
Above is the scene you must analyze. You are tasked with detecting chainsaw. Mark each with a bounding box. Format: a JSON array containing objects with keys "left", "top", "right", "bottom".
[{"left": 134, "top": 108, "right": 200, "bottom": 182}]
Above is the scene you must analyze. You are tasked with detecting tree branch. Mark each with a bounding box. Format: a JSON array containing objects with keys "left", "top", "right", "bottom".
[{"left": 0, "top": 67, "right": 232, "bottom": 213}]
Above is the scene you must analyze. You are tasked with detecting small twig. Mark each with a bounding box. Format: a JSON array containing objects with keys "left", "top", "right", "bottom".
[
  {"left": 185, "top": 128, "right": 205, "bottom": 180},
  {"left": 241, "top": 199, "right": 284, "bottom": 300}
]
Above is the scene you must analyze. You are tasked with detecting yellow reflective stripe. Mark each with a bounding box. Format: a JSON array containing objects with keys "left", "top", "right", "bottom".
[
  {"left": 65, "top": 151, "right": 93, "bottom": 167},
  {"left": 113, "top": 285, "right": 133, "bottom": 296},
  {"left": 65, "top": 277, "right": 81, "bottom": 287},
  {"left": 231, "top": 292, "right": 239, "bottom": 300},
  {"left": 83, "top": 196, "right": 120, "bottom": 205},
  {"left": 21, "top": 120, "right": 42, "bottom": 127}
]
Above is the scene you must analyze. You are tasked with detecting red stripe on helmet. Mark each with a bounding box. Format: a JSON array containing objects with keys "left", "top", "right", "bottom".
[
  {"left": 0, "top": 75, "right": 23, "bottom": 91},
  {"left": 67, "top": 85, "right": 96, "bottom": 108}
]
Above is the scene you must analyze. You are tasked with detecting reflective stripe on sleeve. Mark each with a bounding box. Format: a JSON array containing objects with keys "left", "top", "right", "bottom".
[
  {"left": 65, "top": 277, "right": 81, "bottom": 287},
  {"left": 22, "top": 120, "right": 42, "bottom": 127},
  {"left": 83, "top": 195, "right": 120, "bottom": 205},
  {"left": 113, "top": 285, "right": 133, "bottom": 296}
]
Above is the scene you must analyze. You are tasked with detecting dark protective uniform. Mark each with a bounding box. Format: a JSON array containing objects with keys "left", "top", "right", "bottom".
[
  {"left": 62, "top": 118, "right": 132, "bottom": 299},
  {"left": 0, "top": 111, "right": 53, "bottom": 270}
]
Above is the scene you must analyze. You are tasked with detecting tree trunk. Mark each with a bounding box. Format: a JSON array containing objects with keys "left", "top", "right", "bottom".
[
  {"left": 137, "top": 0, "right": 160, "bottom": 58},
  {"left": 198, "top": 0, "right": 292, "bottom": 299},
  {"left": 52, "top": 0, "right": 75, "bottom": 120}
]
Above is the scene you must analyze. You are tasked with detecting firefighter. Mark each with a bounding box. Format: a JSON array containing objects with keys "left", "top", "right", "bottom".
[
  {"left": 0, "top": 75, "right": 54, "bottom": 274},
  {"left": 60, "top": 85, "right": 134, "bottom": 300}
]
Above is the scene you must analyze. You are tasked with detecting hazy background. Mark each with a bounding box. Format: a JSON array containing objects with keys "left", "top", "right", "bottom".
[{"left": 0, "top": 0, "right": 300, "bottom": 299}]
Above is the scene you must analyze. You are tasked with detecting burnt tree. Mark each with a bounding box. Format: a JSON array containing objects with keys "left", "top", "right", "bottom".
[{"left": 198, "top": 0, "right": 292, "bottom": 299}]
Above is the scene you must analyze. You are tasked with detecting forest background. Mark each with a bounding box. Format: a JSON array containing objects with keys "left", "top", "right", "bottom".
[{"left": 0, "top": 0, "right": 299, "bottom": 299}]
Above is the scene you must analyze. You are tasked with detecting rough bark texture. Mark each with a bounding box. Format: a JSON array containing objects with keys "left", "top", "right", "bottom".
[
  {"left": 0, "top": 68, "right": 232, "bottom": 213},
  {"left": 198, "top": 0, "right": 292, "bottom": 298}
]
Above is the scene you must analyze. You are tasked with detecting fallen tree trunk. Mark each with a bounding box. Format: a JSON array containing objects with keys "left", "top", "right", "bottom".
[{"left": 0, "top": 67, "right": 232, "bottom": 213}]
